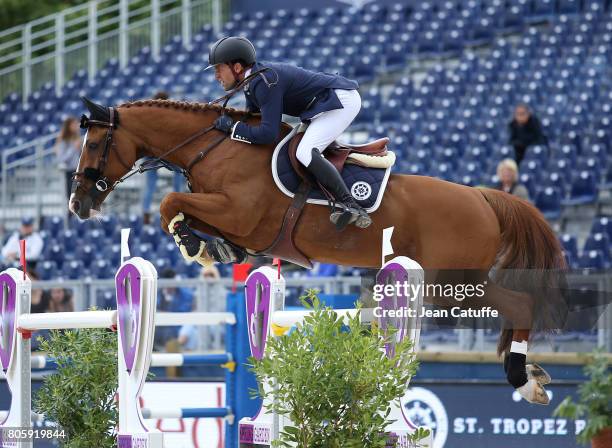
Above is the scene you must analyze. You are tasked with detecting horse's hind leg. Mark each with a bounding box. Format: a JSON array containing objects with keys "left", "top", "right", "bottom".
[
  {"left": 503, "top": 329, "right": 550, "bottom": 405},
  {"left": 483, "top": 282, "right": 550, "bottom": 405}
]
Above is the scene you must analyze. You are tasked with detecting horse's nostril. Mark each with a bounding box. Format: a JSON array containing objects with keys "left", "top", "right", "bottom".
[{"left": 73, "top": 200, "right": 81, "bottom": 213}]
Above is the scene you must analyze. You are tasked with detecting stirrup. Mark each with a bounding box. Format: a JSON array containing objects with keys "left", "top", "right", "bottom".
[{"left": 329, "top": 203, "right": 372, "bottom": 231}]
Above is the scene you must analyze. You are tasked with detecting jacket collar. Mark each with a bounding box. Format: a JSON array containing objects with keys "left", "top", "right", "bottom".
[{"left": 243, "top": 62, "right": 268, "bottom": 92}]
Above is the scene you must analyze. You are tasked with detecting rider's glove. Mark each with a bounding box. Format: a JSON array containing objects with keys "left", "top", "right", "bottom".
[{"left": 213, "top": 115, "right": 234, "bottom": 134}]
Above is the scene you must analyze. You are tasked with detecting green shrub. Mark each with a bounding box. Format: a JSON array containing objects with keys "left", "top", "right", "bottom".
[
  {"left": 33, "top": 326, "right": 118, "bottom": 448},
  {"left": 553, "top": 348, "right": 611, "bottom": 444}
]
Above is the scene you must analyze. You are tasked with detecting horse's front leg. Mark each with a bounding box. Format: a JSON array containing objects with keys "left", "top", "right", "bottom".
[{"left": 159, "top": 192, "right": 257, "bottom": 267}]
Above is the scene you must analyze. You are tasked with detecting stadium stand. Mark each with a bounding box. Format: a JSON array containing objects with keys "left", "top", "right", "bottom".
[{"left": 1, "top": 0, "right": 611, "bottom": 274}]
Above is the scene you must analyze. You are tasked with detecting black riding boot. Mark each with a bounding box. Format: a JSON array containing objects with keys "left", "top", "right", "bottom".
[{"left": 306, "top": 148, "right": 372, "bottom": 231}]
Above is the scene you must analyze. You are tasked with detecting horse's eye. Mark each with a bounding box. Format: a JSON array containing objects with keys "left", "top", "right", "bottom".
[{"left": 88, "top": 142, "right": 99, "bottom": 150}]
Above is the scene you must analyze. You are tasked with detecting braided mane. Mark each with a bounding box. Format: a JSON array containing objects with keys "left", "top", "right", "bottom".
[
  {"left": 117, "top": 98, "right": 292, "bottom": 133},
  {"left": 118, "top": 99, "right": 244, "bottom": 115}
]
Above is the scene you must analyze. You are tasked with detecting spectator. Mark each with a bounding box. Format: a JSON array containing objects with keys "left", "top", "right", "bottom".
[
  {"left": 177, "top": 324, "right": 199, "bottom": 352},
  {"left": 142, "top": 91, "right": 185, "bottom": 225},
  {"left": 53, "top": 116, "right": 82, "bottom": 204},
  {"left": 508, "top": 104, "right": 547, "bottom": 165},
  {"left": 173, "top": 267, "right": 224, "bottom": 354},
  {"left": 28, "top": 270, "right": 49, "bottom": 314},
  {"left": 495, "top": 158, "right": 530, "bottom": 201},
  {"left": 155, "top": 268, "right": 195, "bottom": 348},
  {"left": 1, "top": 217, "right": 44, "bottom": 269},
  {"left": 159, "top": 268, "right": 194, "bottom": 313},
  {"left": 46, "top": 287, "right": 74, "bottom": 313},
  {"left": 178, "top": 265, "right": 227, "bottom": 351}
]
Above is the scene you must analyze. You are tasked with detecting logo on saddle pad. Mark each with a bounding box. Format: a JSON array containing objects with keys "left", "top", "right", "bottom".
[{"left": 351, "top": 181, "right": 372, "bottom": 201}]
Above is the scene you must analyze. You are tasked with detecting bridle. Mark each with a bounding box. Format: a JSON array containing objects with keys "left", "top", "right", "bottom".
[
  {"left": 74, "top": 107, "right": 130, "bottom": 200},
  {"left": 75, "top": 109, "right": 228, "bottom": 200},
  {"left": 73, "top": 67, "right": 271, "bottom": 201}
]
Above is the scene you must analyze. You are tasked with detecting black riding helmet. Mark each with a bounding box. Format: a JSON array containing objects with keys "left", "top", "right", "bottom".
[{"left": 205, "top": 36, "right": 256, "bottom": 70}]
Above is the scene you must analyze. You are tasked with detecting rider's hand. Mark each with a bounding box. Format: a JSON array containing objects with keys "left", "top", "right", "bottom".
[{"left": 213, "top": 115, "right": 234, "bottom": 134}]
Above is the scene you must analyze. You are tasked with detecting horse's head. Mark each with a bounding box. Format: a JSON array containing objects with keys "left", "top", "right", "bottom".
[{"left": 70, "top": 97, "right": 138, "bottom": 219}]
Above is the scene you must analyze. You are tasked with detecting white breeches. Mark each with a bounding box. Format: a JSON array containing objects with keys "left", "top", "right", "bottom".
[{"left": 295, "top": 89, "right": 362, "bottom": 167}]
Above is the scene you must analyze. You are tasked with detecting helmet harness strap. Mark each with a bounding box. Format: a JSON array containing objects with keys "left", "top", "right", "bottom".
[{"left": 227, "top": 62, "right": 242, "bottom": 89}]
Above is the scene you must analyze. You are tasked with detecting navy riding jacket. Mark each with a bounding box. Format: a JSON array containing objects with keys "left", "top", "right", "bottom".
[{"left": 230, "top": 61, "right": 359, "bottom": 145}]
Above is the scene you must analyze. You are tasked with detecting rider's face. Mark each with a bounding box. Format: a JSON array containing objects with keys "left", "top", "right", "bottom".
[{"left": 214, "top": 63, "right": 244, "bottom": 91}]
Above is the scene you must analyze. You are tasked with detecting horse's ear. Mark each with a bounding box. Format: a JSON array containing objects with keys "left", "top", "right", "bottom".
[{"left": 81, "top": 96, "right": 109, "bottom": 122}]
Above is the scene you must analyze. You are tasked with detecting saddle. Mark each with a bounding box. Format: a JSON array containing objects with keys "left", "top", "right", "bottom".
[
  {"left": 288, "top": 132, "right": 390, "bottom": 181},
  {"left": 258, "top": 130, "right": 389, "bottom": 268}
]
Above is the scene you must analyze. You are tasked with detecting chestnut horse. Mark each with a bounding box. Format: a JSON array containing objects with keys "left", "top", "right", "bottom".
[{"left": 70, "top": 98, "right": 567, "bottom": 404}]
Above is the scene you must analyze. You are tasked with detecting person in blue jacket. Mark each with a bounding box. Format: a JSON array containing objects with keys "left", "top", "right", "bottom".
[{"left": 206, "top": 36, "right": 372, "bottom": 231}]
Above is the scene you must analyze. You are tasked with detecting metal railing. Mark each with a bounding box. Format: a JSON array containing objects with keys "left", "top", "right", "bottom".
[
  {"left": 1, "top": 135, "right": 57, "bottom": 225},
  {"left": 0, "top": 0, "right": 224, "bottom": 102}
]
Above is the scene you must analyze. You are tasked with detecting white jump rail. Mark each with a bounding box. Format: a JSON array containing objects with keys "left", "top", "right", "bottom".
[
  {"left": 272, "top": 308, "right": 375, "bottom": 328},
  {"left": 16, "top": 311, "right": 235, "bottom": 332},
  {"left": 17, "top": 311, "right": 118, "bottom": 331},
  {"left": 155, "top": 312, "right": 236, "bottom": 326}
]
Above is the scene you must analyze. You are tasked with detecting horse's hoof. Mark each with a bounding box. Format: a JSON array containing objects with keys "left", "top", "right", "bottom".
[
  {"left": 195, "top": 253, "right": 215, "bottom": 268},
  {"left": 517, "top": 379, "right": 550, "bottom": 405},
  {"left": 527, "top": 363, "right": 552, "bottom": 386},
  {"left": 355, "top": 213, "right": 372, "bottom": 228}
]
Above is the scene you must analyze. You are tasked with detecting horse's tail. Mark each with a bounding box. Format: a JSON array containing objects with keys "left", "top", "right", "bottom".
[{"left": 479, "top": 188, "right": 568, "bottom": 356}]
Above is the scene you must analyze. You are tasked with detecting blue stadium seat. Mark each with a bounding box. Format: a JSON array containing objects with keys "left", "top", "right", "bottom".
[
  {"left": 96, "top": 290, "right": 115, "bottom": 309},
  {"left": 99, "top": 215, "right": 118, "bottom": 237},
  {"left": 543, "top": 171, "right": 567, "bottom": 194},
  {"left": 100, "top": 244, "right": 121, "bottom": 268},
  {"left": 385, "top": 43, "right": 409, "bottom": 68},
  {"left": 591, "top": 216, "right": 612, "bottom": 242},
  {"left": 523, "top": 145, "right": 548, "bottom": 164},
  {"left": 41, "top": 215, "right": 64, "bottom": 237},
  {"left": 62, "top": 260, "right": 84, "bottom": 280},
  {"left": 577, "top": 250, "right": 607, "bottom": 270},
  {"left": 553, "top": 144, "right": 578, "bottom": 162},
  {"left": 37, "top": 260, "right": 58, "bottom": 281},
  {"left": 431, "top": 162, "right": 454, "bottom": 181},
  {"left": 90, "top": 259, "right": 114, "bottom": 279},
  {"left": 121, "top": 214, "right": 143, "bottom": 237},
  {"left": 557, "top": 0, "right": 581, "bottom": 14},
  {"left": 415, "top": 31, "right": 439, "bottom": 54},
  {"left": 44, "top": 243, "right": 65, "bottom": 265},
  {"left": 560, "top": 233, "right": 578, "bottom": 260},
  {"left": 584, "top": 232, "right": 610, "bottom": 257},
  {"left": 563, "top": 171, "right": 599, "bottom": 206},
  {"left": 547, "top": 158, "right": 572, "bottom": 179},
  {"left": 521, "top": 160, "right": 543, "bottom": 180},
  {"left": 502, "top": 4, "right": 525, "bottom": 29},
  {"left": 470, "top": 17, "right": 495, "bottom": 42},
  {"left": 407, "top": 149, "right": 431, "bottom": 170},
  {"left": 577, "top": 157, "right": 604, "bottom": 179},
  {"left": 140, "top": 226, "right": 161, "bottom": 246},
  {"left": 153, "top": 258, "right": 173, "bottom": 272},
  {"left": 535, "top": 186, "right": 562, "bottom": 220},
  {"left": 76, "top": 244, "right": 96, "bottom": 268}
]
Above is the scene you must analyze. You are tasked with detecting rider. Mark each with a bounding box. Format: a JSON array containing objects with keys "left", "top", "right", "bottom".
[{"left": 206, "top": 36, "right": 372, "bottom": 230}]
